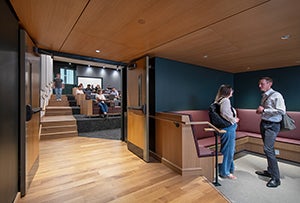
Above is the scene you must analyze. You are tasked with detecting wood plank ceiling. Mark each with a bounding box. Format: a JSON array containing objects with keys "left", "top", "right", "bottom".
[{"left": 10, "top": 0, "right": 300, "bottom": 73}]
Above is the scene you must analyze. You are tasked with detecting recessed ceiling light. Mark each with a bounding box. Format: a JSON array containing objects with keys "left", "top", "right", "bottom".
[
  {"left": 137, "top": 19, "right": 146, "bottom": 24},
  {"left": 281, "top": 34, "right": 290, "bottom": 40},
  {"left": 203, "top": 55, "right": 208, "bottom": 58},
  {"left": 95, "top": 50, "right": 100, "bottom": 53}
]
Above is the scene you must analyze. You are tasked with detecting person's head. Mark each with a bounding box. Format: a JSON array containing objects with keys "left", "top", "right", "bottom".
[
  {"left": 215, "top": 84, "right": 234, "bottom": 101},
  {"left": 97, "top": 89, "right": 103, "bottom": 94},
  {"left": 56, "top": 73, "right": 60, "bottom": 78},
  {"left": 258, "top": 77, "right": 273, "bottom": 92}
]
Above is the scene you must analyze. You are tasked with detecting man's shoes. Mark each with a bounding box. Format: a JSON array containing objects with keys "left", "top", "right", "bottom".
[
  {"left": 266, "top": 178, "right": 281, "bottom": 188},
  {"left": 255, "top": 170, "right": 272, "bottom": 178}
]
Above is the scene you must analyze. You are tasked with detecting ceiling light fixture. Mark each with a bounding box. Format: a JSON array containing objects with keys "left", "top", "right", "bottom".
[
  {"left": 203, "top": 55, "right": 208, "bottom": 58},
  {"left": 95, "top": 50, "right": 100, "bottom": 53},
  {"left": 281, "top": 34, "right": 290, "bottom": 40},
  {"left": 137, "top": 18, "right": 146, "bottom": 24}
]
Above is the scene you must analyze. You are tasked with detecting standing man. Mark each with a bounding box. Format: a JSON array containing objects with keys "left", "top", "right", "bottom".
[
  {"left": 255, "top": 77, "right": 286, "bottom": 188},
  {"left": 53, "top": 73, "right": 64, "bottom": 101}
]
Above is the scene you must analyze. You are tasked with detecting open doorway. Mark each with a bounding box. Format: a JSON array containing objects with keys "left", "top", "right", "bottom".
[{"left": 47, "top": 60, "right": 126, "bottom": 141}]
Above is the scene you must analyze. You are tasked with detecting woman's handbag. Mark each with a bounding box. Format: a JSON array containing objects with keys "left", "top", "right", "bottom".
[{"left": 280, "top": 114, "right": 296, "bottom": 131}]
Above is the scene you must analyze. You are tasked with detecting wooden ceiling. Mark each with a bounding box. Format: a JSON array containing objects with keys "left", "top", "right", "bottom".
[{"left": 10, "top": 0, "right": 300, "bottom": 73}]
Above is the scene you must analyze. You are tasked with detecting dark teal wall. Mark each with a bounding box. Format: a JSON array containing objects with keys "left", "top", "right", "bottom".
[
  {"left": 234, "top": 66, "right": 300, "bottom": 111},
  {"left": 154, "top": 58, "right": 233, "bottom": 111},
  {"left": 155, "top": 58, "right": 300, "bottom": 112}
]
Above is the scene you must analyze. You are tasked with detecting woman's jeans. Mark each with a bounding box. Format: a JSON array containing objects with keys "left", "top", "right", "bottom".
[
  {"left": 219, "top": 123, "right": 237, "bottom": 177},
  {"left": 98, "top": 102, "right": 108, "bottom": 114}
]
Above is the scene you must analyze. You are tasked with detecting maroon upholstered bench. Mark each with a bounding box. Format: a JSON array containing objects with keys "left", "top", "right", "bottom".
[
  {"left": 172, "top": 109, "right": 300, "bottom": 163},
  {"left": 236, "top": 109, "right": 300, "bottom": 162}
]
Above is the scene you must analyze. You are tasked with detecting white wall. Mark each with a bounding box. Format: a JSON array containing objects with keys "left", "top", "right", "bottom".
[{"left": 40, "top": 54, "right": 53, "bottom": 117}]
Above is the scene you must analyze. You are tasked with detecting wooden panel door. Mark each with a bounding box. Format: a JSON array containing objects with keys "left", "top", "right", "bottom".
[
  {"left": 20, "top": 30, "right": 41, "bottom": 196},
  {"left": 127, "top": 56, "right": 149, "bottom": 162}
]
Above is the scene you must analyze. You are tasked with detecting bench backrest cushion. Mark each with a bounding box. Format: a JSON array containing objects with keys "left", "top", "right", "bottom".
[
  {"left": 237, "top": 109, "right": 300, "bottom": 141},
  {"left": 173, "top": 110, "right": 214, "bottom": 140},
  {"left": 278, "top": 111, "right": 300, "bottom": 140},
  {"left": 236, "top": 109, "right": 261, "bottom": 134}
]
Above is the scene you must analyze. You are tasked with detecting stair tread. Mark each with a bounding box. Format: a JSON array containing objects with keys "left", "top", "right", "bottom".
[
  {"left": 42, "top": 124, "right": 77, "bottom": 128},
  {"left": 41, "top": 130, "right": 78, "bottom": 136},
  {"left": 41, "top": 115, "right": 76, "bottom": 122},
  {"left": 46, "top": 106, "right": 72, "bottom": 109}
]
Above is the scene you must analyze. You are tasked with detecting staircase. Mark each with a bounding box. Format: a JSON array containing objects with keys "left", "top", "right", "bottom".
[{"left": 41, "top": 95, "right": 78, "bottom": 139}]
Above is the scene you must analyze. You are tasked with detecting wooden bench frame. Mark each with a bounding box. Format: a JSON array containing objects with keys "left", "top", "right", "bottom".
[
  {"left": 155, "top": 112, "right": 224, "bottom": 182},
  {"left": 155, "top": 111, "right": 300, "bottom": 182}
]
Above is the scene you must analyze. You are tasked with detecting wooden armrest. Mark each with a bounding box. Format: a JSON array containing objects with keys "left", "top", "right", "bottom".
[{"left": 204, "top": 127, "right": 226, "bottom": 134}]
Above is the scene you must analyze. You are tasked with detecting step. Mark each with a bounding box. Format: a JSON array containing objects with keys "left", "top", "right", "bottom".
[
  {"left": 41, "top": 115, "right": 77, "bottom": 127},
  {"left": 50, "top": 94, "right": 68, "bottom": 99},
  {"left": 41, "top": 124, "right": 77, "bottom": 134},
  {"left": 48, "top": 100, "right": 70, "bottom": 106},
  {"left": 68, "top": 100, "right": 77, "bottom": 106},
  {"left": 45, "top": 106, "right": 73, "bottom": 116},
  {"left": 40, "top": 130, "right": 78, "bottom": 140},
  {"left": 45, "top": 110, "right": 73, "bottom": 116}
]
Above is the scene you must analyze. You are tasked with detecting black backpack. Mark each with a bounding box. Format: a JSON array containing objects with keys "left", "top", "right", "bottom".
[{"left": 208, "top": 100, "right": 231, "bottom": 129}]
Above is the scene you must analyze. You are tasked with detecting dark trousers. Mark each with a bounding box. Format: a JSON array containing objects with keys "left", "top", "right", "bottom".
[{"left": 260, "top": 120, "right": 281, "bottom": 180}]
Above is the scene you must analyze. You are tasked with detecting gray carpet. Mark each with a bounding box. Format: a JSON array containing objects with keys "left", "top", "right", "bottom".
[
  {"left": 216, "top": 152, "right": 300, "bottom": 203},
  {"left": 78, "top": 128, "right": 121, "bottom": 140}
]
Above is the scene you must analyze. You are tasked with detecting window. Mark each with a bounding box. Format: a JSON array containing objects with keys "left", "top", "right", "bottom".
[{"left": 60, "top": 68, "right": 75, "bottom": 84}]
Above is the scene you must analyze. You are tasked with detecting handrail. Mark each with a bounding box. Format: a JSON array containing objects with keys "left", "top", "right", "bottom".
[
  {"left": 149, "top": 115, "right": 226, "bottom": 134},
  {"left": 150, "top": 114, "right": 224, "bottom": 186}
]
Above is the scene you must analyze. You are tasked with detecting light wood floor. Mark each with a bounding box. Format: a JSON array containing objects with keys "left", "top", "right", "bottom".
[{"left": 19, "top": 136, "right": 228, "bottom": 203}]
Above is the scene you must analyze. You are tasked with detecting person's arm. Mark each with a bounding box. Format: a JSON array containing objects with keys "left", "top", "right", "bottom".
[
  {"left": 263, "top": 93, "right": 286, "bottom": 115},
  {"left": 220, "top": 98, "right": 236, "bottom": 124}
]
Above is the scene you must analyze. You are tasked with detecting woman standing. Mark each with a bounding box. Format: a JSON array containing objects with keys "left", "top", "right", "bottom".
[{"left": 215, "top": 84, "right": 239, "bottom": 179}]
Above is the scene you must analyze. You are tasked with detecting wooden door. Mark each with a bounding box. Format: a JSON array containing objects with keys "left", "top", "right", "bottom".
[
  {"left": 20, "top": 30, "right": 41, "bottom": 196},
  {"left": 127, "top": 56, "right": 150, "bottom": 162}
]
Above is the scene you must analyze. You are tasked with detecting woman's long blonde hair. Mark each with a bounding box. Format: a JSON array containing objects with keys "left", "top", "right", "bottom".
[{"left": 215, "top": 84, "right": 233, "bottom": 102}]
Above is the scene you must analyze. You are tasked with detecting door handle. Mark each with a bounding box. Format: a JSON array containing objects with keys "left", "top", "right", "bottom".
[
  {"left": 26, "top": 104, "right": 33, "bottom": 121},
  {"left": 26, "top": 105, "right": 41, "bottom": 121},
  {"left": 127, "top": 104, "right": 146, "bottom": 114}
]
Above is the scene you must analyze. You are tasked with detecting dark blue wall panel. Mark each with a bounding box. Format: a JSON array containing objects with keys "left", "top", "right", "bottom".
[
  {"left": 234, "top": 66, "right": 300, "bottom": 111},
  {"left": 154, "top": 58, "right": 233, "bottom": 112}
]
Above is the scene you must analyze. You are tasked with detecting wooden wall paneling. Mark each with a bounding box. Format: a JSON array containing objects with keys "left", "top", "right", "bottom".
[
  {"left": 155, "top": 112, "right": 216, "bottom": 181},
  {"left": 127, "top": 111, "right": 145, "bottom": 149}
]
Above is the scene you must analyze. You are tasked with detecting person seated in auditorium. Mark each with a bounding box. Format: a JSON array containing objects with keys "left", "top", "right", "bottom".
[
  {"left": 95, "top": 89, "right": 108, "bottom": 117},
  {"left": 93, "top": 84, "right": 101, "bottom": 93},
  {"left": 110, "top": 87, "right": 120, "bottom": 99},
  {"left": 84, "top": 84, "right": 93, "bottom": 99},
  {"left": 76, "top": 84, "right": 84, "bottom": 95}
]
